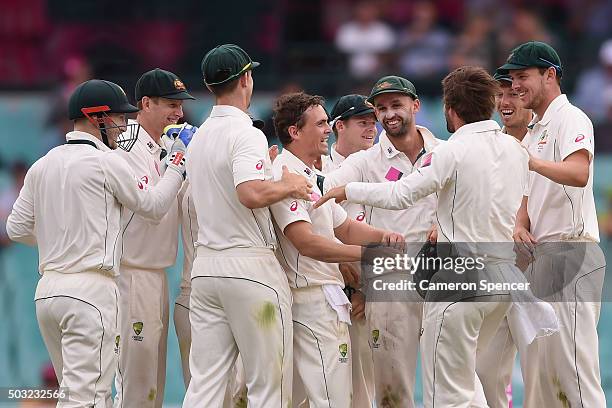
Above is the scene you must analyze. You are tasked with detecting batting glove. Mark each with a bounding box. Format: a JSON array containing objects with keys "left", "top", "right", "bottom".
[
  {"left": 163, "top": 123, "right": 198, "bottom": 147},
  {"left": 165, "top": 139, "right": 187, "bottom": 178}
]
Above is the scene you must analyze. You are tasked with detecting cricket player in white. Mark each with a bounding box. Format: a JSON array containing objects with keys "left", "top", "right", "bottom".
[
  {"left": 505, "top": 41, "right": 607, "bottom": 408},
  {"left": 172, "top": 120, "right": 262, "bottom": 407},
  {"left": 323, "top": 94, "right": 377, "bottom": 408},
  {"left": 323, "top": 76, "right": 441, "bottom": 408},
  {"left": 113, "top": 68, "right": 195, "bottom": 408},
  {"left": 183, "top": 44, "right": 312, "bottom": 407},
  {"left": 317, "top": 67, "right": 530, "bottom": 408},
  {"left": 6, "top": 79, "right": 185, "bottom": 408},
  {"left": 270, "top": 92, "right": 404, "bottom": 408},
  {"left": 475, "top": 69, "right": 535, "bottom": 408}
]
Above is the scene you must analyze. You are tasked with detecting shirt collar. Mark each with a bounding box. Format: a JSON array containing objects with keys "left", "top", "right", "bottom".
[
  {"left": 209, "top": 105, "right": 253, "bottom": 125},
  {"left": 379, "top": 131, "right": 400, "bottom": 158},
  {"left": 279, "top": 148, "right": 316, "bottom": 179},
  {"left": 379, "top": 125, "right": 439, "bottom": 158},
  {"left": 330, "top": 144, "right": 346, "bottom": 164},
  {"left": 131, "top": 119, "right": 160, "bottom": 155},
  {"left": 65, "top": 131, "right": 111, "bottom": 152},
  {"left": 529, "top": 94, "right": 568, "bottom": 128},
  {"left": 449, "top": 120, "right": 501, "bottom": 140}
]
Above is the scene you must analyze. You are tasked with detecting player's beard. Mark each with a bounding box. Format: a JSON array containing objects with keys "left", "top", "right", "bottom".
[{"left": 383, "top": 117, "right": 409, "bottom": 138}]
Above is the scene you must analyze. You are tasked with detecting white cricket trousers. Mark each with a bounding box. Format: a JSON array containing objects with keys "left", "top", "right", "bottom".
[
  {"left": 114, "top": 266, "right": 169, "bottom": 408},
  {"left": 348, "top": 317, "right": 375, "bottom": 408},
  {"left": 183, "top": 247, "right": 293, "bottom": 408},
  {"left": 474, "top": 317, "right": 517, "bottom": 408},
  {"left": 174, "top": 287, "right": 248, "bottom": 408},
  {"left": 292, "top": 285, "right": 352, "bottom": 408},
  {"left": 35, "top": 270, "right": 119, "bottom": 408},
  {"left": 421, "top": 297, "right": 511, "bottom": 408},
  {"left": 521, "top": 242, "right": 606, "bottom": 408},
  {"left": 174, "top": 287, "right": 191, "bottom": 388}
]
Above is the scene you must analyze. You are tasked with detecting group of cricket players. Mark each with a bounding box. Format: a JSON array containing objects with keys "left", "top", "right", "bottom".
[{"left": 5, "top": 38, "right": 606, "bottom": 408}]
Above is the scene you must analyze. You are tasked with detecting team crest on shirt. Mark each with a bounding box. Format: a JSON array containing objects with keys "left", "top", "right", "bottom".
[
  {"left": 356, "top": 211, "right": 366, "bottom": 222},
  {"left": 372, "top": 329, "right": 380, "bottom": 348},
  {"left": 132, "top": 322, "right": 144, "bottom": 341},
  {"left": 255, "top": 159, "right": 264, "bottom": 170},
  {"left": 290, "top": 201, "right": 298, "bottom": 212},
  {"left": 536, "top": 130, "right": 548, "bottom": 152},
  {"left": 114, "top": 335, "right": 121, "bottom": 354},
  {"left": 339, "top": 343, "right": 349, "bottom": 363}
]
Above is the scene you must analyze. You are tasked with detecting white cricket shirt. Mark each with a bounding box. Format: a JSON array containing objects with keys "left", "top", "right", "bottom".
[
  {"left": 114, "top": 120, "right": 180, "bottom": 269},
  {"left": 324, "top": 126, "right": 441, "bottom": 242},
  {"left": 186, "top": 105, "right": 276, "bottom": 251},
  {"left": 322, "top": 145, "right": 367, "bottom": 223},
  {"left": 270, "top": 149, "right": 347, "bottom": 288},
  {"left": 522, "top": 94, "right": 599, "bottom": 242},
  {"left": 6, "top": 131, "right": 182, "bottom": 276},
  {"left": 345, "top": 120, "right": 529, "bottom": 243}
]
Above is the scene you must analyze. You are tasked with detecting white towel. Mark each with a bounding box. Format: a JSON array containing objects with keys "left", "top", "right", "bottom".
[{"left": 322, "top": 284, "right": 352, "bottom": 325}]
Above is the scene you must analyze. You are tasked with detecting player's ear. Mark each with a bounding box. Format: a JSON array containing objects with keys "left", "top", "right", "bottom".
[
  {"left": 239, "top": 72, "right": 249, "bottom": 88},
  {"left": 288, "top": 124, "right": 299, "bottom": 141},
  {"left": 413, "top": 98, "right": 421, "bottom": 113}
]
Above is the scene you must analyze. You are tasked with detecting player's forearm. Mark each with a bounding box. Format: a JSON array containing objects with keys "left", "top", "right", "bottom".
[
  {"left": 530, "top": 157, "right": 589, "bottom": 187},
  {"left": 336, "top": 219, "right": 385, "bottom": 246},
  {"left": 295, "top": 235, "right": 362, "bottom": 263},
  {"left": 237, "top": 179, "right": 297, "bottom": 209},
  {"left": 515, "top": 196, "right": 530, "bottom": 231}
]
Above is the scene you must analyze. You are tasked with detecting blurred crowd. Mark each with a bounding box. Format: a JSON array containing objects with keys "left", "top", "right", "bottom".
[{"left": 2, "top": 1, "right": 612, "bottom": 244}]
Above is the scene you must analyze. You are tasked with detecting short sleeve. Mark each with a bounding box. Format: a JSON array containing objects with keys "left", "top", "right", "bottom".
[
  {"left": 232, "top": 129, "right": 268, "bottom": 187},
  {"left": 331, "top": 202, "right": 348, "bottom": 228},
  {"left": 558, "top": 110, "right": 594, "bottom": 161},
  {"left": 270, "top": 197, "right": 312, "bottom": 232}
]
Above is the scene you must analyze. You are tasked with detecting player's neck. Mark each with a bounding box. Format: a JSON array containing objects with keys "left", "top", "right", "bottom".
[
  {"left": 286, "top": 145, "right": 317, "bottom": 169},
  {"left": 73, "top": 123, "right": 102, "bottom": 142},
  {"left": 388, "top": 125, "right": 424, "bottom": 163},
  {"left": 534, "top": 88, "right": 562, "bottom": 120},
  {"left": 137, "top": 115, "right": 162, "bottom": 144},
  {"left": 504, "top": 125, "right": 528, "bottom": 142},
  {"left": 215, "top": 94, "right": 249, "bottom": 113}
]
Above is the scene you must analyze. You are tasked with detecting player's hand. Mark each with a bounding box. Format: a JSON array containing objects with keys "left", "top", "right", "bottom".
[
  {"left": 513, "top": 225, "right": 537, "bottom": 261},
  {"left": 339, "top": 263, "right": 361, "bottom": 287},
  {"left": 269, "top": 145, "right": 279, "bottom": 163},
  {"left": 427, "top": 223, "right": 438, "bottom": 243},
  {"left": 381, "top": 231, "right": 405, "bottom": 250},
  {"left": 164, "top": 123, "right": 198, "bottom": 147},
  {"left": 314, "top": 186, "right": 347, "bottom": 208},
  {"left": 165, "top": 139, "right": 187, "bottom": 177},
  {"left": 281, "top": 165, "right": 312, "bottom": 200},
  {"left": 351, "top": 291, "right": 366, "bottom": 321}
]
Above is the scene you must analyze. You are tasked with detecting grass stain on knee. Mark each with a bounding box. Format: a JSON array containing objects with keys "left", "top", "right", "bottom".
[
  {"left": 552, "top": 376, "right": 571, "bottom": 408},
  {"left": 147, "top": 388, "right": 156, "bottom": 401},
  {"left": 234, "top": 389, "right": 247, "bottom": 408},
  {"left": 380, "top": 384, "right": 401, "bottom": 408},
  {"left": 255, "top": 301, "right": 277, "bottom": 329}
]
